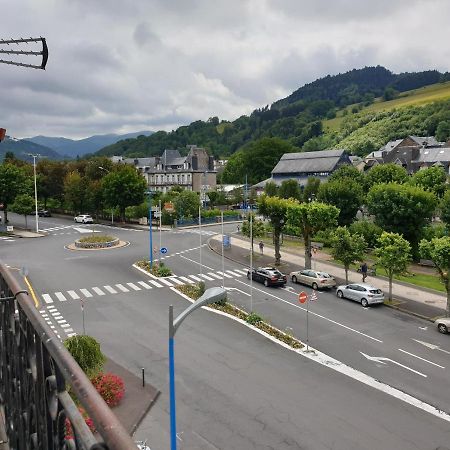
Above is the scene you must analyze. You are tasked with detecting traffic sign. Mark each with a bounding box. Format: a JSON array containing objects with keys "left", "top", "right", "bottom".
[
  {"left": 160, "top": 247, "right": 168, "bottom": 254},
  {"left": 298, "top": 291, "right": 307, "bottom": 304}
]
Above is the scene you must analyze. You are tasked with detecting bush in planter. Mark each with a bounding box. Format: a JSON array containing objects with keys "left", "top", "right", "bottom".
[
  {"left": 64, "top": 335, "right": 106, "bottom": 377},
  {"left": 246, "top": 312, "right": 263, "bottom": 325},
  {"left": 150, "top": 261, "right": 172, "bottom": 277},
  {"left": 90, "top": 372, "right": 125, "bottom": 407}
]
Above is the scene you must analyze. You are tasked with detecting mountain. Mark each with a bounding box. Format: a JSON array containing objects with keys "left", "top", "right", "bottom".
[
  {"left": 0, "top": 136, "right": 64, "bottom": 162},
  {"left": 27, "top": 131, "right": 153, "bottom": 158},
  {"left": 96, "top": 66, "right": 450, "bottom": 159}
]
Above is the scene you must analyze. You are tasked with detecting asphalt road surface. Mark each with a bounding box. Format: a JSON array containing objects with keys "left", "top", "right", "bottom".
[{"left": 2, "top": 213, "right": 450, "bottom": 449}]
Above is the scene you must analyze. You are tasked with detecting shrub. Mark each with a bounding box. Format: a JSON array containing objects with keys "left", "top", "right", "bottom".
[
  {"left": 198, "top": 281, "right": 206, "bottom": 296},
  {"left": 64, "top": 335, "right": 106, "bottom": 377},
  {"left": 90, "top": 372, "right": 125, "bottom": 407},
  {"left": 151, "top": 261, "right": 172, "bottom": 277},
  {"left": 246, "top": 312, "right": 263, "bottom": 325},
  {"left": 78, "top": 234, "right": 115, "bottom": 244},
  {"left": 65, "top": 406, "right": 95, "bottom": 440}
]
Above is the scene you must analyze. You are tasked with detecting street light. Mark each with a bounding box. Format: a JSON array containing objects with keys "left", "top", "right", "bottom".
[
  {"left": 28, "top": 153, "right": 40, "bottom": 233},
  {"left": 169, "top": 287, "right": 227, "bottom": 450},
  {"left": 145, "top": 190, "right": 154, "bottom": 268}
]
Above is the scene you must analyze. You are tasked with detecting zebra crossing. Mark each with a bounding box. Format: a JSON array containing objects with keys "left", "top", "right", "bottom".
[
  {"left": 0, "top": 236, "right": 15, "bottom": 242},
  {"left": 174, "top": 229, "right": 218, "bottom": 236},
  {"left": 40, "top": 305, "right": 76, "bottom": 339},
  {"left": 40, "top": 268, "right": 249, "bottom": 304},
  {"left": 39, "top": 223, "right": 143, "bottom": 235}
]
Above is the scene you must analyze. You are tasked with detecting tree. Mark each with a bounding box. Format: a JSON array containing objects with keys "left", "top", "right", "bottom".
[
  {"left": 317, "top": 179, "right": 364, "bottom": 226},
  {"left": 174, "top": 190, "right": 200, "bottom": 220},
  {"left": 302, "top": 177, "right": 321, "bottom": 202},
  {"left": 258, "top": 195, "right": 293, "bottom": 265},
  {"left": 420, "top": 237, "right": 450, "bottom": 316},
  {"left": 383, "top": 87, "right": 398, "bottom": 101},
  {"left": 330, "top": 227, "right": 367, "bottom": 284},
  {"left": 278, "top": 179, "right": 301, "bottom": 200},
  {"left": 64, "top": 171, "right": 87, "bottom": 214},
  {"left": 409, "top": 166, "right": 447, "bottom": 197},
  {"left": 241, "top": 213, "right": 265, "bottom": 254},
  {"left": 375, "top": 232, "right": 412, "bottom": 301},
  {"left": 367, "top": 183, "right": 437, "bottom": 258},
  {"left": 0, "top": 163, "right": 28, "bottom": 223},
  {"left": 435, "top": 120, "right": 450, "bottom": 142},
  {"left": 287, "top": 201, "right": 339, "bottom": 269},
  {"left": 349, "top": 220, "right": 383, "bottom": 249},
  {"left": 365, "top": 164, "right": 408, "bottom": 189},
  {"left": 264, "top": 181, "right": 278, "bottom": 197},
  {"left": 64, "top": 335, "right": 106, "bottom": 377},
  {"left": 328, "top": 165, "right": 364, "bottom": 185},
  {"left": 10, "top": 194, "right": 35, "bottom": 229},
  {"left": 102, "top": 165, "right": 147, "bottom": 221},
  {"left": 441, "top": 189, "right": 450, "bottom": 228},
  {"left": 37, "top": 160, "right": 67, "bottom": 206}
]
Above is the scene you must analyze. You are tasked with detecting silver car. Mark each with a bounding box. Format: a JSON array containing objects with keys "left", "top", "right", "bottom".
[
  {"left": 435, "top": 317, "right": 450, "bottom": 334},
  {"left": 336, "top": 283, "right": 384, "bottom": 307},
  {"left": 290, "top": 269, "right": 336, "bottom": 290}
]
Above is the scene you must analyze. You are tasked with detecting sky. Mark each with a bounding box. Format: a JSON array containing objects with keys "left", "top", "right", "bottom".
[{"left": 1, "top": 0, "right": 449, "bottom": 140}]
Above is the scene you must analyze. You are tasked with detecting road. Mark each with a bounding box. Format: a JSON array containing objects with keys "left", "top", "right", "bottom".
[{"left": 2, "top": 213, "right": 450, "bottom": 449}]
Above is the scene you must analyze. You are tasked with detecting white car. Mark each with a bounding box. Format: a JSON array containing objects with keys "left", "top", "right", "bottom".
[
  {"left": 336, "top": 283, "right": 384, "bottom": 307},
  {"left": 290, "top": 269, "right": 336, "bottom": 290},
  {"left": 435, "top": 317, "right": 450, "bottom": 334},
  {"left": 74, "top": 214, "right": 94, "bottom": 224}
]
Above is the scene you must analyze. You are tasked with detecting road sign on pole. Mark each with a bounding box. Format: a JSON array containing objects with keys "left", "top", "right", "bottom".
[
  {"left": 160, "top": 247, "right": 168, "bottom": 254},
  {"left": 298, "top": 291, "right": 307, "bottom": 304}
]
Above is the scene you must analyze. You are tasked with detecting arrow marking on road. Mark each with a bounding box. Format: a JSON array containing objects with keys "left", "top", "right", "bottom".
[
  {"left": 360, "top": 352, "right": 427, "bottom": 377},
  {"left": 413, "top": 339, "right": 450, "bottom": 355}
]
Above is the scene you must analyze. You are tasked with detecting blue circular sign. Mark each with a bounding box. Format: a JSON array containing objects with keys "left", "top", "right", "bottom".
[{"left": 160, "top": 247, "right": 168, "bottom": 254}]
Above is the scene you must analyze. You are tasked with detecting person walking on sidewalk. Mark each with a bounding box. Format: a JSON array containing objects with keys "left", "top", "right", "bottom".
[
  {"left": 259, "top": 241, "right": 264, "bottom": 255},
  {"left": 361, "top": 262, "right": 368, "bottom": 282}
]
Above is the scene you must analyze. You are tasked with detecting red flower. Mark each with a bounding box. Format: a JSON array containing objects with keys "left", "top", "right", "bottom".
[{"left": 90, "top": 372, "right": 125, "bottom": 407}]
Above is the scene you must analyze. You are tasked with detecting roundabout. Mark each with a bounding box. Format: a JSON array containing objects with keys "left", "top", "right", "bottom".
[{"left": 65, "top": 234, "right": 130, "bottom": 251}]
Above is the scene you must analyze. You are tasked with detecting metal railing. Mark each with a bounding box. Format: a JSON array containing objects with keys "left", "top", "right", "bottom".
[{"left": 0, "top": 263, "right": 138, "bottom": 450}]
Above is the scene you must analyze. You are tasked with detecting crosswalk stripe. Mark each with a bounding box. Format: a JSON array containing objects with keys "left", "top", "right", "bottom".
[
  {"left": 177, "top": 276, "right": 194, "bottom": 284},
  {"left": 116, "top": 284, "right": 130, "bottom": 292},
  {"left": 218, "top": 271, "right": 233, "bottom": 278},
  {"left": 104, "top": 285, "right": 118, "bottom": 294},
  {"left": 198, "top": 273, "right": 214, "bottom": 281},
  {"left": 189, "top": 275, "right": 202, "bottom": 282},
  {"left": 158, "top": 278, "right": 174, "bottom": 287},
  {"left": 67, "top": 290, "right": 80, "bottom": 299},
  {"left": 137, "top": 281, "right": 152, "bottom": 289},
  {"left": 168, "top": 277, "right": 184, "bottom": 285},
  {"left": 207, "top": 272, "right": 223, "bottom": 280},
  {"left": 126, "top": 282, "right": 141, "bottom": 291},
  {"left": 55, "top": 292, "right": 67, "bottom": 302},
  {"left": 235, "top": 269, "right": 249, "bottom": 275},
  {"left": 42, "top": 294, "right": 54, "bottom": 304},
  {"left": 148, "top": 279, "right": 163, "bottom": 288},
  {"left": 226, "top": 270, "right": 242, "bottom": 277},
  {"left": 92, "top": 287, "right": 106, "bottom": 296},
  {"left": 67, "top": 333, "right": 77, "bottom": 337},
  {"left": 80, "top": 288, "right": 93, "bottom": 298}
]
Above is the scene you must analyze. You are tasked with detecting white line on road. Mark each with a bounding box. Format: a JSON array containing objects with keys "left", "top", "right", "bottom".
[
  {"left": 126, "top": 282, "right": 142, "bottom": 291},
  {"left": 42, "top": 294, "right": 53, "bottom": 304},
  {"left": 413, "top": 339, "right": 450, "bottom": 355},
  {"left": 147, "top": 279, "right": 163, "bottom": 288},
  {"left": 207, "top": 272, "right": 223, "bottom": 280},
  {"left": 360, "top": 352, "right": 427, "bottom": 377},
  {"left": 104, "top": 285, "right": 118, "bottom": 294},
  {"left": 79, "top": 288, "right": 93, "bottom": 298},
  {"left": 55, "top": 292, "right": 67, "bottom": 302},
  {"left": 115, "top": 284, "right": 130, "bottom": 292},
  {"left": 158, "top": 278, "right": 174, "bottom": 287},
  {"left": 226, "top": 270, "right": 242, "bottom": 277},
  {"left": 189, "top": 275, "right": 202, "bottom": 282},
  {"left": 234, "top": 279, "right": 383, "bottom": 343},
  {"left": 168, "top": 277, "right": 185, "bottom": 285},
  {"left": 398, "top": 348, "right": 445, "bottom": 369},
  {"left": 180, "top": 254, "right": 215, "bottom": 271},
  {"left": 92, "top": 287, "right": 106, "bottom": 296},
  {"left": 137, "top": 281, "right": 152, "bottom": 289},
  {"left": 67, "top": 290, "right": 80, "bottom": 299},
  {"left": 217, "top": 271, "right": 232, "bottom": 279},
  {"left": 177, "top": 276, "right": 194, "bottom": 284}
]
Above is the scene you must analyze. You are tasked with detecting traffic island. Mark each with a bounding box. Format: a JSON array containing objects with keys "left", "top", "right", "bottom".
[{"left": 66, "top": 234, "right": 129, "bottom": 251}]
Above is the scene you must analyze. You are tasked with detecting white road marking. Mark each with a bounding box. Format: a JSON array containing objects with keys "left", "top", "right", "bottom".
[
  {"left": 148, "top": 279, "right": 164, "bottom": 288},
  {"left": 42, "top": 294, "right": 53, "bottom": 304},
  {"left": 177, "top": 276, "right": 194, "bottom": 284},
  {"left": 226, "top": 270, "right": 242, "bottom": 277},
  {"left": 67, "top": 333, "right": 77, "bottom": 337},
  {"left": 180, "top": 254, "right": 215, "bottom": 270},
  {"left": 115, "top": 284, "right": 130, "bottom": 292},
  {"left": 168, "top": 277, "right": 184, "bottom": 285},
  {"left": 92, "top": 287, "right": 106, "bottom": 296},
  {"left": 398, "top": 348, "right": 445, "bottom": 369},
  {"left": 80, "top": 288, "right": 93, "bottom": 298},
  {"left": 207, "top": 272, "right": 223, "bottom": 280},
  {"left": 235, "top": 269, "right": 249, "bottom": 275},
  {"left": 73, "top": 227, "right": 100, "bottom": 233},
  {"left": 234, "top": 278, "right": 383, "bottom": 343},
  {"left": 217, "top": 271, "right": 233, "bottom": 278},
  {"left": 413, "top": 339, "right": 450, "bottom": 355},
  {"left": 158, "top": 278, "right": 174, "bottom": 286},
  {"left": 57, "top": 319, "right": 67, "bottom": 324},
  {"left": 198, "top": 274, "right": 214, "bottom": 281},
  {"left": 67, "top": 290, "right": 80, "bottom": 299},
  {"left": 137, "top": 281, "right": 152, "bottom": 289},
  {"left": 360, "top": 352, "right": 427, "bottom": 377},
  {"left": 189, "top": 275, "right": 202, "bottom": 282},
  {"left": 104, "top": 285, "right": 118, "bottom": 294},
  {"left": 126, "top": 282, "right": 142, "bottom": 291},
  {"left": 61, "top": 324, "right": 71, "bottom": 328}
]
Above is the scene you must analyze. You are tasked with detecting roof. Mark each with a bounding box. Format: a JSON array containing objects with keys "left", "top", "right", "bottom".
[
  {"left": 409, "top": 136, "right": 440, "bottom": 147},
  {"left": 272, "top": 149, "right": 347, "bottom": 175},
  {"left": 414, "top": 147, "right": 450, "bottom": 163},
  {"left": 162, "top": 149, "right": 182, "bottom": 164}
]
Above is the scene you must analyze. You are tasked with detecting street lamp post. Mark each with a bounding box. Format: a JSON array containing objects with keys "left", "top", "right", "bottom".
[
  {"left": 146, "top": 191, "right": 153, "bottom": 268},
  {"left": 28, "top": 153, "right": 40, "bottom": 233},
  {"left": 169, "top": 287, "right": 227, "bottom": 450}
]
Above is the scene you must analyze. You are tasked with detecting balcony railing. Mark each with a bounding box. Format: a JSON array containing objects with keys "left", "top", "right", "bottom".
[{"left": 0, "top": 263, "right": 138, "bottom": 450}]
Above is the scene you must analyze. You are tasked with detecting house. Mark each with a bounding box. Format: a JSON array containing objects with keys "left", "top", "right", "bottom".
[{"left": 113, "top": 145, "right": 217, "bottom": 195}]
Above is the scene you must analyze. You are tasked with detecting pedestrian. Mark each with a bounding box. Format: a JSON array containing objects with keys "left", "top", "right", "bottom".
[
  {"left": 259, "top": 241, "right": 264, "bottom": 255},
  {"left": 237, "top": 224, "right": 240, "bottom": 233},
  {"left": 361, "top": 262, "right": 368, "bottom": 282}
]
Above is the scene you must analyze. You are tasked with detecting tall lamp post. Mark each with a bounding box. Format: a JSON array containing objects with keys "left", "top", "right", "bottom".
[
  {"left": 146, "top": 190, "right": 154, "bottom": 268},
  {"left": 28, "top": 153, "right": 40, "bottom": 233},
  {"left": 169, "top": 287, "right": 227, "bottom": 450}
]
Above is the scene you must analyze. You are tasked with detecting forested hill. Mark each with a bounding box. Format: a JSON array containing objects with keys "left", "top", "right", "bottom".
[{"left": 96, "top": 66, "right": 450, "bottom": 160}]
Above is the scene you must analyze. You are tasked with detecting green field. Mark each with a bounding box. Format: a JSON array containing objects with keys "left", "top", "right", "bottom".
[{"left": 324, "top": 81, "right": 450, "bottom": 132}]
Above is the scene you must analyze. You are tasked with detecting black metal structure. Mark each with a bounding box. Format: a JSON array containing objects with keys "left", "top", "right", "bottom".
[
  {"left": 0, "top": 263, "right": 138, "bottom": 450},
  {"left": 0, "top": 37, "right": 48, "bottom": 70}
]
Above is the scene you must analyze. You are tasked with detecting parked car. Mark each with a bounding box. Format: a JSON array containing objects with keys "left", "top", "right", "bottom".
[
  {"left": 336, "top": 283, "right": 384, "bottom": 307},
  {"left": 38, "top": 209, "right": 51, "bottom": 217},
  {"left": 74, "top": 214, "right": 94, "bottom": 224},
  {"left": 247, "top": 267, "right": 287, "bottom": 287},
  {"left": 290, "top": 269, "right": 336, "bottom": 290},
  {"left": 435, "top": 317, "right": 450, "bottom": 334}
]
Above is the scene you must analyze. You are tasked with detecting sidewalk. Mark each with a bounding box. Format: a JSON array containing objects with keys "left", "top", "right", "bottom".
[{"left": 209, "top": 234, "right": 448, "bottom": 321}]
